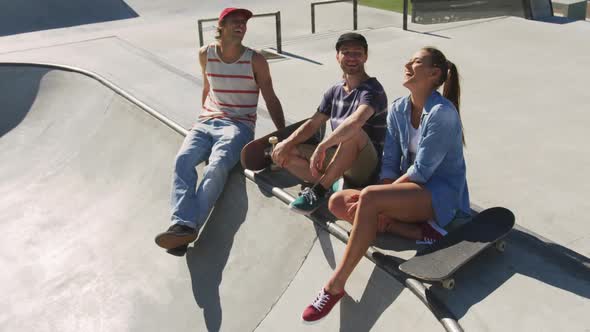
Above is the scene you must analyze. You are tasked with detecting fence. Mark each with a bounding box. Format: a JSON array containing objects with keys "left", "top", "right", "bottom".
[
  {"left": 311, "top": 0, "right": 358, "bottom": 33},
  {"left": 197, "top": 11, "right": 282, "bottom": 53}
]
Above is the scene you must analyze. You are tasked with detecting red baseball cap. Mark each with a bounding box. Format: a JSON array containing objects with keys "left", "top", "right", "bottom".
[{"left": 218, "top": 8, "right": 253, "bottom": 22}]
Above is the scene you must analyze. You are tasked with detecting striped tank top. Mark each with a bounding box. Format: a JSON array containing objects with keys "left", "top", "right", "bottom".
[{"left": 199, "top": 44, "right": 260, "bottom": 131}]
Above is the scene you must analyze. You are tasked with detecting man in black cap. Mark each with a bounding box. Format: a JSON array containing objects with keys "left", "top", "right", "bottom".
[{"left": 272, "top": 32, "right": 388, "bottom": 215}]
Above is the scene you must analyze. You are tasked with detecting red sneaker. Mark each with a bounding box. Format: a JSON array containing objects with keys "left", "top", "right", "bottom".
[
  {"left": 301, "top": 288, "right": 346, "bottom": 324},
  {"left": 417, "top": 220, "right": 448, "bottom": 245}
]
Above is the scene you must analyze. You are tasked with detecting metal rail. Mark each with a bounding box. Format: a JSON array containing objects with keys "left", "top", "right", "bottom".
[
  {"left": 0, "top": 62, "right": 187, "bottom": 136},
  {"left": 311, "top": 0, "right": 358, "bottom": 33},
  {"left": 403, "top": 0, "right": 409, "bottom": 30},
  {"left": 198, "top": 11, "right": 282, "bottom": 53}
]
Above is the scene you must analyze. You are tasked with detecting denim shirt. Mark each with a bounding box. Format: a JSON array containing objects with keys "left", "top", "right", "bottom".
[{"left": 380, "top": 91, "right": 470, "bottom": 226}]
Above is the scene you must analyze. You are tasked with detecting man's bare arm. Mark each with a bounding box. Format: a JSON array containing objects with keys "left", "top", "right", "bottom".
[
  {"left": 252, "top": 53, "right": 285, "bottom": 129},
  {"left": 271, "top": 112, "right": 328, "bottom": 167},
  {"left": 199, "top": 45, "right": 210, "bottom": 106},
  {"left": 319, "top": 104, "right": 375, "bottom": 149},
  {"left": 284, "top": 112, "right": 328, "bottom": 146}
]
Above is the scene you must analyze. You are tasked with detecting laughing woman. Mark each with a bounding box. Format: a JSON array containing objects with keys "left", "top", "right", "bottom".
[{"left": 301, "top": 47, "right": 470, "bottom": 324}]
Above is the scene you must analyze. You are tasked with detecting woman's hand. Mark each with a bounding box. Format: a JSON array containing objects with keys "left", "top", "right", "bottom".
[
  {"left": 377, "top": 215, "right": 394, "bottom": 233},
  {"left": 345, "top": 193, "right": 360, "bottom": 219}
]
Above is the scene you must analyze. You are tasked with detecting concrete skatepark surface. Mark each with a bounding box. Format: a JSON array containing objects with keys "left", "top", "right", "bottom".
[{"left": 1, "top": 1, "right": 589, "bottom": 331}]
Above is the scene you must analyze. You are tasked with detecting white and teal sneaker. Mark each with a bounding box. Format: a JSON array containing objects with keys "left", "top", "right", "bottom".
[
  {"left": 289, "top": 187, "right": 326, "bottom": 215},
  {"left": 330, "top": 177, "right": 345, "bottom": 194}
]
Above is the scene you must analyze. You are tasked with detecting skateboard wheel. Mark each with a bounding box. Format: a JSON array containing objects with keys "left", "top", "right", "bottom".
[
  {"left": 442, "top": 278, "right": 455, "bottom": 290},
  {"left": 494, "top": 240, "right": 506, "bottom": 252},
  {"left": 268, "top": 136, "right": 278, "bottom": 145}
]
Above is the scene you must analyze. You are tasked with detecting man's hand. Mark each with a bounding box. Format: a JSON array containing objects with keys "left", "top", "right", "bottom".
[
  {"left": 309, "top": 143, "right": 327, "bottom": 178},
  {"left": 271, "top": 141, "right": 292, "bottom": 168}
]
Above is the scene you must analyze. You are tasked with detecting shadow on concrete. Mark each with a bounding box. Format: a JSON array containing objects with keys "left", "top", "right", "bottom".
[
  {"left": 254, "top": 169, "right": 303, "bottom": 192},
  {"left": 430, "top": 228, "right": 590, "bottom": 319},
  {"left": 406, "top": 29, "right": 451, "bottom": 39},
  {"left": 373, "top": 233, "right": 420, "bottom": 252},
  {"left": 312, "top": 230, "right": 403, "bottom": 331},
  {"left": 0, "top": 66, "right": 45, "bottom": 137},
  {"left": 267, "top": 48, "right": 324, "bottom": 65},
  {"left": 537, "top": 16, "right": 584, "bottom": 24},
  {"left": 338, "top": 265, "right": 403, "bottom": 332},
  {"left": 0, "top": 0, "right": 139, "bottom": 37},
  {"left": 312, "top": 212, "right": 338, "bottom": 269},
  {"left": 186, "top": 167, "right": 248, "bottom": 332}
]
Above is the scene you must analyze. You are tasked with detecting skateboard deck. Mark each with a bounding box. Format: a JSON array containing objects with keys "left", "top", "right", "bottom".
[
  {"left": 241, "top": 118, "right": 318, "bottom": 171},
  {"left": 399, "top": 207, "right": 515, "bottom": 289}
]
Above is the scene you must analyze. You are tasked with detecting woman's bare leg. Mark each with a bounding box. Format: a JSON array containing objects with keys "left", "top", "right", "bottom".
[
  {"left": 325, "top": 183, "right": 434, "bottom": 294},
  {"left": 329, "top": 189, "right": 424, "bottom": 240},
  {"left": 328, "top": 189, "right": 360, "bottom": 222}
]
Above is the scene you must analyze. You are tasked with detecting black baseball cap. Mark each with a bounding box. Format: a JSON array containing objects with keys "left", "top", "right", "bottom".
[{"left": 335, "top": 33, "right": 368, "bottom": 51}]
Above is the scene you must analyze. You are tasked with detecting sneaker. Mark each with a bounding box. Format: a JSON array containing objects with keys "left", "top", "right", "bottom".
[
  {"left": 330, "top": 177, "right": 344, "bottom": 194},
  {"left": 416, "top": 220, "right": 448, "bottom": 245},
  {"left": 154, "top": 224, "right": 198, "bottom": 249},
  {"left": 289, "top": 187, "right": 326, "bottom": 215},
  {"left": 301, "top": 288, "right": 346, "bottom": 324},
  {"left": 166, "top": 244, "right": 189, "bottom": 257}
]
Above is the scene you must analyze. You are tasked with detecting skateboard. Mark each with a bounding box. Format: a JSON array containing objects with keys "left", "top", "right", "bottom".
[
  {"left": 241, "top": 118, "right": 324, "bottom": 171},
  {"left": 398, "top": 207, "right": 515, "bottom": 289}
]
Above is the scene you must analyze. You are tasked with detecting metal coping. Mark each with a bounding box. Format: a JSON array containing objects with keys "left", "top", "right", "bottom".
[{"left": 0, "top": 62, "right": 188, "bottom": 137}]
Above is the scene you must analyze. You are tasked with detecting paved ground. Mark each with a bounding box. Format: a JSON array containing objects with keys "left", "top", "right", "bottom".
[{"left": 1, "top": 1, "right": 589, "bottom": 331}]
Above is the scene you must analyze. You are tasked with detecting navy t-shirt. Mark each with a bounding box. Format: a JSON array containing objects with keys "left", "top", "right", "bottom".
[{"left": 317, "top": 77, "right": 388, "bottom": 158}]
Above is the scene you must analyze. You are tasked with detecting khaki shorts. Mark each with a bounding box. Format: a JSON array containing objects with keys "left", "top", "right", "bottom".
[{"left": 297, "top": 142, "right": 378, "bottom": 187}]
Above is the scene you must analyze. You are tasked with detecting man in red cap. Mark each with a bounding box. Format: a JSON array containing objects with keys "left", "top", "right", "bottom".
[{"left": 155, "top": 8, "right": 285, "bottom": 255}]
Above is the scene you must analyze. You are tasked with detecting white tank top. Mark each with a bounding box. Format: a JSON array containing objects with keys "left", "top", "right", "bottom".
[
  {"left": 409, "top": 123, "right": 421, "bottom": 163},
  {"left": 199, "top": 44, "right": 260, "bottom": 130}
]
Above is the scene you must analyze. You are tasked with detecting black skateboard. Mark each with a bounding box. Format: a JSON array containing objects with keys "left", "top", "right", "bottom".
[
  {"left": 399, "top": 207, "right": 515, "bottom": 289},
  {"left": 240, "top": 119, "right": 308, "bottom": 171},
  {"left": 241, "top": 118, "right": 325, "bottom": 171}
]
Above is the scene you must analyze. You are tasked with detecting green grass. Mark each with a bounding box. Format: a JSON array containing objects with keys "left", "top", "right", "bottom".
[{"left": 359, "top": 0, "right": 412, "bottom": 14}]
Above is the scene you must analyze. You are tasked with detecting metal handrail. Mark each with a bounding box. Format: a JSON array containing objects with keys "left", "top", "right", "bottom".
[
  {"left": 403, "top": 0, "right": 409, "bottom": 30},
  {"left": 311, "top": 0, "right": 358, "bottom": 33},
  {"left": 197, "top": 11, "right": 282, "bottom": 53}
]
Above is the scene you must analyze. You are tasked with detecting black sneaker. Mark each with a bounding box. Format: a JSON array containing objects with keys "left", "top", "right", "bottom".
[
  {"left": 155, "top": 224, "right": 198, "bottom": 249},
  {"left": 166, "top": 244, "right": 189, "bottom": 257}
]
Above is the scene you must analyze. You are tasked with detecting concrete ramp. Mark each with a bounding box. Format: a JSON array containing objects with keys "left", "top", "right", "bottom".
[
  {"left": 0, "top": 65, "right": 442, "bottom": 331},
  {"left": 0, "top": 0, "right": 138, "bottom": 37}
]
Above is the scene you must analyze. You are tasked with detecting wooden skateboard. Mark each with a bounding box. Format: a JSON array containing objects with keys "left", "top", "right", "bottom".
[
  {"left": 399, "top": 207, "right": 515, "bottom": 289},
  {"left": 241, "top": 118, "right": 323, "bottom": 171}
]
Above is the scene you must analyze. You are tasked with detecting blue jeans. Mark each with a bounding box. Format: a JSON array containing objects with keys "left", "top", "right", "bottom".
[{"left": 171, "top": 118, "right": 253, "bottom": 229}]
